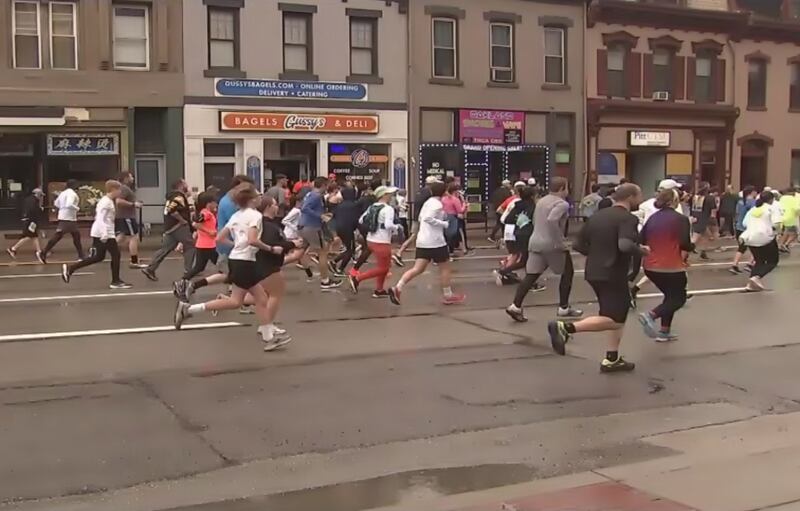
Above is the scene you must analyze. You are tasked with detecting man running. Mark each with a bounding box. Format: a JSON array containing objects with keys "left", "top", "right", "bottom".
[
  {"left": 141, "top": 179, "right": 195, "bottom": 281},
  {"left": 299, "top": 177, "right": 341, "bottom": 290},
  {"left": 506, "top": 177, "right": 582, "bottom": 322},
  {"left": 690, "top": 182, "right": 714, "bottom": 260},
  {"left": 115, "top": 171, "right": 145, "bottom": 268},
  {"left": 729, "top": 186, "right": 757, "bottom": 274},
  {"left": 547, "top": 183, "right": 647, "bottom": 373},
  {"left": 41, "top": 179, "right": 84, "bottom": 263}
]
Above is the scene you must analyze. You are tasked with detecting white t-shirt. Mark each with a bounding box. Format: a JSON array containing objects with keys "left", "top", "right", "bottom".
[
  {"left": 282, "top": 207, "right": 300, "bottom": 240},
  {"left": 226, "top": 208, "right": 263, "bottom": 261},
  {"left": 417, "top": 197, "right": 449, "bottom": 249},
  {"left": 397, "top": 195, "right": 409, "bottom": 219},
  {"left": 55, "top": 188, "right": 80, "bottom": 222},
  {"left": 364, "top": 204, "right": 397, "bottom": 244},
  {"left": 90, "top": 196, "right": 115, "bottom": 240}
]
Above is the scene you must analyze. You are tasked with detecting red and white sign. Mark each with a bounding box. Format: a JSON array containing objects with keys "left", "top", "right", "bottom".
[{"left": 220, "top": 111, "right": 379, "bottom": 134}]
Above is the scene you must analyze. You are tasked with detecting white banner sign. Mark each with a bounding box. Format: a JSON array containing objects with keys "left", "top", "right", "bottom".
[{"left": 629, "top": 131, "right": 670, "bottom": 147}]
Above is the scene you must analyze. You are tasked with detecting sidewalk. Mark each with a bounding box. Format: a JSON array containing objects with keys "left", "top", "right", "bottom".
[{"left": 372, "top": 411, "right": 800, "bottom": 511}]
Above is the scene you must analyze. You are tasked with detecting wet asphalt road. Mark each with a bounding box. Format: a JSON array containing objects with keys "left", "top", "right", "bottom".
[{"left": 2, "top": 242, "right": 800, "bottom": 510}]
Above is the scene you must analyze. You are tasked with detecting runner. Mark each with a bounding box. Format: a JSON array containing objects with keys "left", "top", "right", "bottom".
[
  {"left": 265, "top": 174, "right": 289, "bottom": 223},
  {"left": 394, "top": 176, "right": 439, "bottom": 266},
  {"left": 488, "top": 180, "right": 512, "bottom": 243},
  {"left": 7, "top": 188, "right": 46, "bottom": 263},
  {"left": 348, "top": 186, "right": 398, "bottom": 298},
  {"left": 61, "top": 180, "right": 131, "bottom": 289},
  {"left": 494, "top": 185, "right": 535, "bottom": 286},
  {"left": 113, "top": 171, "right": 145, "bottom": 269},
  {"left": 506, "top": 177, "right": 582, "bottom": 322},
  {"left": 141, "top": 179, "right": 195, "bottom": 281},
  {"left": 740, "top": 190, "right": 781, "bottom": 292},
  {"left": 547, "top": 183, "right": 647, "bottom": 373},
  {"left": 729, "top": 186, "right": 757, "bottom": 274},
  {"left": 173, "top": 192, "right": 218, "bottom": 301},
  {"left": 388, "top": 181, "right": 465, "bottom": 306},
  {"left": 299, "top": 177, "right": 341, "bottom": 290},
  {"left": 637, "top": 188, "right": 693, "bottom": 342},
  {"left": 778, "top": 187, "right": 799, "bottom": 252},
  {"left": 41, "top": 180, "right": 84, "bottom": 263},
  {"left": 331, "top": 186, "right": 360, "bottom": 274},
  {"left": 690, "top": 182, "right": 714, "bottom": 260}
]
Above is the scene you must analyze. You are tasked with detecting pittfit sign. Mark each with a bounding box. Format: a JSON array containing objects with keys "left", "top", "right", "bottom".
[
  {"left": 220, "top": 112, "right": 379, "bottom": 134},
  {"left": 629, "top": 130, "right": 671, "bottom": 147}
]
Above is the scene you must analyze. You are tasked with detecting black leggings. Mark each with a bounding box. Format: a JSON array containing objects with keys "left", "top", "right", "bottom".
[
  {"left": 490, "top": 212, "right": 503, "bottom": 240},
  {"left": 353, "top": 229, "right": 371, "bottom": 270},
  {"left": 512, "top": 253, "right": 575, "bottom": 309},
  {"left": 335, "top": 229, "right": 357, "bottom": 270},
  {"left": 43, "top": 227, "right": 84, "bottom": 259},
  {"left": 749, "top": 240, "right": 779, "bottom": 279},
  {"left": 184, "top": 248, "right": 219, "bottom": 280},
  {"left": 69, "top": 237, "right": 121, "bottom": 283},
  {"left": 458, "top": 218, "right": 470, "bottom": 250},
  {"left": 645, "top": 270, "right": 687, "bottom": 329}
]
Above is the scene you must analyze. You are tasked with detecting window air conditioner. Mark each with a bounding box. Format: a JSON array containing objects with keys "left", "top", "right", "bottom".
[
  {"left": 652, "top": 91, "right": 670, "bottom": 101},
  {"left": 491, "top": 68, "right": 513, "bottom": 83}
]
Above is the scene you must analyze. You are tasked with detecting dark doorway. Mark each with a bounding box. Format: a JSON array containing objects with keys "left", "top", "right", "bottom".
[{"left": 740, "top": 140, "right": 768, "bottom": 191}]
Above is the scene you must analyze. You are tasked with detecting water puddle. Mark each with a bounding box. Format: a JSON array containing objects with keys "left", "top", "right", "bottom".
[{"left": 172, "top": 463, "right": 539, "bottom": 511}]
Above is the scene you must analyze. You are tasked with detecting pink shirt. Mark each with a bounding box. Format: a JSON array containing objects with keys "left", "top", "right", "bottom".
[
  {"left": 441, "top": 194, "right": 465, "bottom": 216},
  {"left": 195, "top": 208, "right": 218, "bottom": 249}
]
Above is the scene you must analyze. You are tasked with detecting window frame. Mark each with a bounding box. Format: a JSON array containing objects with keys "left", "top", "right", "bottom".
[
  {"left": 543, "top": 26, "right": 566, "bottom": 85},
  {"left": 606, "top": 43, "right": 627, "bottom": 98},
  {"left": 12, "top": 0, "right": 42, "bottom": 70},
  {"left": 652, "top": 47, "right": 673, "bottom": 94},
  {"left": 694, "top": 52, "right": 714, "bottom": 104},
  {"left": 349, "top": 16, "right": 378, "bottom": 78},
  {"left": 282, "top": 11, "right": 313, "bottom": 74},
  {"left": 489, "top": 21, "right": 514, "bottom": 83},
  {"left": 746, "top": 58, "right": 768, "bottom": 110},
  {"left": 431, "top": 17, "right": 458, "bottom": 80},
  {"left": 112, "top": 3, "right": 150, "bottom": 71},
  {"left": 206, "top": 6, "right": 240, "bottom": 71},
  {"left": 49, "top": 1, "right": 78, "bottom": 70}
]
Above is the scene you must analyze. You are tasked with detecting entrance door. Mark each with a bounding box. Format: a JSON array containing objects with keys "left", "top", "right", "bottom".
[
  {"left": 0, "top": 156, "right": 36, "bottom": 228},
  {"left": 135, "top": 156, "right": 166, "bottom": 226},
  {"left": 628, "top": 152, "right": 666, "bottom": 193}
]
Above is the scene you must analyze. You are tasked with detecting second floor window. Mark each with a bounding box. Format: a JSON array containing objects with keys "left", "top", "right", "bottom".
[
  {"left": 791, "top": 63, "right": 800, "bottom": 110},
  {"left": 490, "top": 23, "right": 513, "bottom": 83},
  {"left": 432, "top": 18, "right": 457, "bottom": 79},
  {"left": 113, "top": 5, "right": 149, "bottom": 70},
  {"left": 350, "top": 17, "right": 377, "bottom": 76},
  {"left": 544, "top": 27, "right": 565, "bottom": 84},
  {"left": 653, "top": 48, "right": 671, "bottom": 93},
  {"left": 694, "top": 53, "right": 713, "bottom": 103},
  {"left": 13, "top": 1, "right": 40, "bottom": 69},
  {"left": 283, "top": 13, "right": 311, "bottom": 73},
  {"left": 50, "top": 2, "right": 77, "bottom": 70},
  {"left": 747, "top": 59, "right": 767, "bottom": 109},
  {"left": 208, "top": 8, "right": 237, "bottom": 69},
  {"left": 607, "top": 44, "right": 626, "bottom": 97}
]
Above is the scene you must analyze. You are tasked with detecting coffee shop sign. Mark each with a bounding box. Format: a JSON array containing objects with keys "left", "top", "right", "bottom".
[{"left": 214, "top": 78, "right": 368, "bottom": 101}]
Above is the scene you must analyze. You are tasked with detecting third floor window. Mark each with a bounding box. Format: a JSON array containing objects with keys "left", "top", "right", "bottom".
[
  {"left": 747, "top": 59, "right": 767, "bottom": 109},
  {"left": 49, "top": 2, "right": 77, "bottom": 70},
  {"left": 694, "top": 53, "right": 713, "bottom": 103},
  {"left": 653, "top": 48, "right": 672, "bottom": 93},
  {"left": 544, "top": 27, "right": 565, "bottom": 85},
  {"left": 13, "top": 1, "right": 40, "bottom": 69},
  {"left": 489, "top": 22, "right": 513, "bottom": 83},
  {"left": 607, "top": 44, "right": 626, "bottom": 97},
  {"left": 350, "top": 17, "right": 377, "bottom": 77},
  {"left": 432, "top": 18, "right": 457, "bottom": 79},
  {"left": 208, "top": 8, "right": 239, "bottom": 69},
  {"left": 283, "top": 12, "right": 312, "bottom": 73},
  {"left": 113, "top": 5, "right": 149, "bottom": 70},
  {"left": 12, "top": 0, "right": 77, "bottom": 70}
]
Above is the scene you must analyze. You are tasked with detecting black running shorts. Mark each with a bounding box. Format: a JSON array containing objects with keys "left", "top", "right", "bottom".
[
  {"left": 114, "top": 218, "right": 139, "bottom": 237},
  {"left": 415, "top": 246, "right": 449, "bottom": 264},
  {"left": 227, "top": 259, "right": 262, "bottom": 290},
  {"left": 588, "top": 279, "right": 631, "bottom": 324}
]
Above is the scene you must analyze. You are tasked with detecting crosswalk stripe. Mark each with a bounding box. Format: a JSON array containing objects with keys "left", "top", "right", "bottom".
[{"left": 0, "top": 322, "right": 246, "bottom": 343}]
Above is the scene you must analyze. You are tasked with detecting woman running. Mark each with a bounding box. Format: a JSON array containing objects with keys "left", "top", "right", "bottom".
[
  {"left": 347, "top": 186, "right": 398, "bottom": 298},
  {"left": 494, "top": 186, "right": 535, "bottom": 285},
  {"left": 173, "top": 192, "right": 218, "bottom": 300},
  {"left": 7, "top": 188, "right": 46, "bottom": 263},
  {"left": 729, "top": 186, "right": 757, "bottom": 274},
  {"left": 637, "top": 189, "right": 694, "bottom": 342},
  {"left": 740, "top": 190, "right": 781, "bottom": 292}
]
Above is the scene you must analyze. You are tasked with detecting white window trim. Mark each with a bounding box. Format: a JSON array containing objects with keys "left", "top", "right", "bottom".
[
  {"left": 12, "top": 0, "right": 42, "bottom": 70},
  {"left": 544, "top": 27, "right": 565, "bottom": 85},
  {"left": 431, "top": 17, "right": 457, "bottom": 79},
  {"left": 113, "top": 4, "right": 150, "bottom": 71},
  {"left": 489, "top": 22, "right": 514, "bottom": 75},
  {"left": 49, "top": 1, "right": 78, "bottom": 70}
]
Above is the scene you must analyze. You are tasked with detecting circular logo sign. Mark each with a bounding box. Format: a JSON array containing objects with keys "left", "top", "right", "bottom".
[{"left": 351, "top": 149, "right": 370, "bottom": 168}]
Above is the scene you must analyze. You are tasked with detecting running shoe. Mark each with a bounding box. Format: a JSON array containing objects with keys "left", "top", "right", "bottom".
[
  {"left": 638, "top": 312, "right": 659, "bottom": 339},
  {"left": 547, "top": 321, "right": 570, "bottom": 356},
  {"left": 35, "top": 251, "right": 46, "bottom": 264},
  {"left": 141, "top": 267, "right": 158, "bottom": 282},
  {"left": 6, "top": 248, "right": 16, "bottom": 260},
  {"left": 629, "top": 286, "right": 639, "bottom": 309},
  {"left": 655, "top": 331, "right": 679, "bottom": 343},
  {"left": 728, "top": 265, "right": 743, "bottom": 275},
  {"left": 557, "top": 306, "right": 584, "bottom": 318},
  {"left": 320, "top": 279, "right": 342, "bottom": 290},
  {"left": 327, "top": 260, "right": 338, "bottom": 275},
  {"left": 699, "top": 251, "right": 710, "bottom": 260},
  {"left": 494, "top": 270, "right": 504, "bottom": 287},
  {"left": 330, "top": 269, "right": 347, "bottom": 279},
  {"left": 532, "top": 282, "right": 546, "bottom": 292},
  {"left": 172, "top": 279, "right": 187, "bottom": 300},
  {"left": 295, "top": 263, "right": 306, "bottom": 270},
  {"left": 392, "top": 253, "right": 405, "bottom": 267},
  {"left": 309, "top": 254, "right": 320, "bottom": 265},
  {"left": 749, "top": 276, "right": 765, "bottom": 291},
  {"left": 487, "top": 237, "right": 497, "bottom": 243},
  {"left": 264, "top": 336, "right": 293, "bottom": 352},
  {"left": 174, "top": 302, "right": 191, "bottom": 330},
  {"left": 600, "top": 357, "right": 636, "bottom": 373},
  {"left": 273, "top": 325, "right": 287, "bottom": 336},
  {"left": 185, "top": 281, "right": 196, "bottom": 300},
  {"left": 129, "top": 262, "right": 148, "bottom": 269},
  {"left": 442, "top": 293, "right": 466, "bottom": 305},
  {"left": 239, "top": 305, "right": 255, "bottom": 314},
  {"left": 505, "top": 305, "right": 527, "bottom": 323},
  {"left": 109, "top": 281, "right": 133, "bottom": 289},
  {"left": 388, "top": 286, "right": 402, "bottom": 305},
  {"left": 61, "top": 263, "right": 71, "bottom": 284},
  {"left": 348, "top": 274, "right": 360, "bottom": 294},
  {"left": 372, "top": 289, "right": 390, "bottom": 299}
]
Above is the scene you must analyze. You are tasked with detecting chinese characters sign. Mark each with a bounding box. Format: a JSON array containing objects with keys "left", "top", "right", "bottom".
[
  {"left": 220, "top": 112, "right": 379, "bottom": 134},
  {"left": 459, "top": 110, "right": 525, "bottom": 145},
  {"left": 214, "top": 78, "right": 368, "bottom": 101},
  {"left": 47, "top": 134, "right": 120, "bottom": 155}
]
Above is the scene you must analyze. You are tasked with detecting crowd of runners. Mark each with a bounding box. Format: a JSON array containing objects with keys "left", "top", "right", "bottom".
[{"left": 2, "top": 171, "right": 792, "bottom": 369}]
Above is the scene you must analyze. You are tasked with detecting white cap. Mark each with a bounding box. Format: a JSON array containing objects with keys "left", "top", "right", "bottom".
[
  {"left": 374, "top": 185, "right": 398, "bottom": 199},
  {"left": 658, "top": 179, "right": 681, "bottom": 191},
  {"left": 513, "top": 181, "right": 526, "bottom": 188},
  {"left": 764, "top": 186, "right": 773, "bottom": 192},
  {"left": 527, "top": 178, "right": 537, "bottom": 186},
  {"left": 501, "top": 179, "right": 511, "bottom": 186},
  {"left": 425, "top": 176, "right": 442, "bottom": 184}
]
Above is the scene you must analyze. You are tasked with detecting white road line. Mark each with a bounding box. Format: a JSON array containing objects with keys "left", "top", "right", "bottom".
[
  {"left": 638, "top": 286, "right": 747, "bottom": 298},
  {"left": 0, "top": 272, "right": 92, "bottom": 280},
  {"left": 0, "top": 322, "right": 246, "bottom": 343},
  {"left": 0, "top": 290, "right": 172, "bottom": 304}
]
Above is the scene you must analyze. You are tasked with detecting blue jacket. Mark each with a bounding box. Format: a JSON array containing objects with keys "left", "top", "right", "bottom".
[
  {"left": 216, "top": 193, "right": 237, "bottom": 255},
  {"left": 735, "top": 198, "right": 755, "bottom": 232},
  {"left": 299, "top": 189, "right": 324, "bottom": 229}
]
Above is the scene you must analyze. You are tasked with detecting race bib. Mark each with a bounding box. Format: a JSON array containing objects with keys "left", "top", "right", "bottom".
[{"left": 503, "top": 223, "right": 516, "bottom": 241}]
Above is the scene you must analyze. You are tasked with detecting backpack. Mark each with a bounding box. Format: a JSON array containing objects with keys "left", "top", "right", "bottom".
[{"left": 359, "top": 203, "right": 385, "bottom": 234}]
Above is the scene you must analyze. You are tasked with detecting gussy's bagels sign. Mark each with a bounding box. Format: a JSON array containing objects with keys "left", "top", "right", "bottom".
[{"left": 220, "top": 111, "right": 379, "bottom": 134}]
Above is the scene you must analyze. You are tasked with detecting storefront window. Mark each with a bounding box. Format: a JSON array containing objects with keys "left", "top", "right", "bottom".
[{"left": 328, "top": 143, "right": 389, "bottom": 183}]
